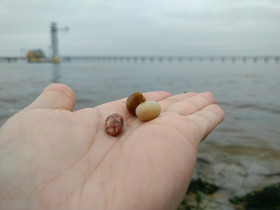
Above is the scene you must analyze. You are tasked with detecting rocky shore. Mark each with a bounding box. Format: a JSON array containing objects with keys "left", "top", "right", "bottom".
[{"left": 178, "top": 141, "right": 280, "bottom": 210}]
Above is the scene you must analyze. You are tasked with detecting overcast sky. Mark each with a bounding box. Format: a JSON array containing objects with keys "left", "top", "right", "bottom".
[{"left": 1, "top": 0, "right": 280, "bottom": 56}]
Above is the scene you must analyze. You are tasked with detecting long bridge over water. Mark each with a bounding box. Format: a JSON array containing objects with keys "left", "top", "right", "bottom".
[{"left": 1, "top": 56, "right": 280, "bottom": 63}]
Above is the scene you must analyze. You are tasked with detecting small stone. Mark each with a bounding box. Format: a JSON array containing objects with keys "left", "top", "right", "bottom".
[
  {"left": 126, "top": 91, "right": 146, "bottom": 116},
  {"left": 105, "top": 113, "right": 124, "bottom": 137},
  {"left": 135, "top": 101, "right": 161, "bottom": 121}
]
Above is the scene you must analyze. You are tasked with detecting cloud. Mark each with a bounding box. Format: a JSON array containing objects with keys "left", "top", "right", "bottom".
[{"left": 0, "top": 0, "right": 280, "bottom": 56}]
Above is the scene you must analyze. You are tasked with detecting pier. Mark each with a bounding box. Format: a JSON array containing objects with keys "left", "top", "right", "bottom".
[{"left": 1, "top": 56, "right": 280, "bottom": 63}]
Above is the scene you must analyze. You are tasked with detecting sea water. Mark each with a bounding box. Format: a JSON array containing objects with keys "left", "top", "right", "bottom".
[{"left": 0, "top": 61, "right": 279, "bottom": 205}]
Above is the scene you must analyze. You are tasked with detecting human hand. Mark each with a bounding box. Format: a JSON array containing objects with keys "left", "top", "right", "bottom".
[{"left": 0, "top": 84, "right": 224, "bottom": 210}]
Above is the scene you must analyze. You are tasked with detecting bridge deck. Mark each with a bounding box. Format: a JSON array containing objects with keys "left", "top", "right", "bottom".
[{"left": 0, "top": 56, "right": 279, "bottom": 63}]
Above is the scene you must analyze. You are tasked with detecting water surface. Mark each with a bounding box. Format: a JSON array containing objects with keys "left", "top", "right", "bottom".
[{"left": 0, "top": 61, "right": 279, "bottom": 204}]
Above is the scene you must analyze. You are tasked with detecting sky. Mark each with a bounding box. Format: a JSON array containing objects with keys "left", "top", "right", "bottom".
[{"left": 1, "top": 0, "right": 280, "bottom": 56}]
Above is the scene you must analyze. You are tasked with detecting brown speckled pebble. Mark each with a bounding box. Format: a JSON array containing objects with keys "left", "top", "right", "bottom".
[
  {"left": 135, "top": 101, "right": 161, "bottom": 121},
  {"left": 105, "top": 113, "right": 124, "bottom": 137},
  {"left": 126, "top": 91, "right": 146, "bottom": 116}
]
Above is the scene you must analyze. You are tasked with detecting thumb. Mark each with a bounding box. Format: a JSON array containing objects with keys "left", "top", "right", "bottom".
[{"left": 24, "top": 83, "right": 76, "bottom": 111}]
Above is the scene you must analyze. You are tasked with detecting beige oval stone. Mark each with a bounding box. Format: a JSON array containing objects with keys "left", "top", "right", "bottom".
[{"left": 135, "top": 101, "right": 161, "bottom": 121}]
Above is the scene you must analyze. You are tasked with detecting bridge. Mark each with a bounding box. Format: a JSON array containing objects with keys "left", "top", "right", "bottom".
[
  {"left": 1, "top": 56, "right": 280, "bottom": 63},
  {"left": 60, "top": 56, "right": 280, "bottom": 63},
  {"left": 0, "top": 56, "right": 27, "bottom": 63}
]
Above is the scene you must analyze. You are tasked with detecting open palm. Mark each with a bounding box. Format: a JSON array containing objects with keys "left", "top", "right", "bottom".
[{"left": 0, "top": 84, "right": 224, "bottom": 210}]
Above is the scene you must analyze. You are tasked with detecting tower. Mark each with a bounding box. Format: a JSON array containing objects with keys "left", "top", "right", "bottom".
[
  {"left": 50, "top": 22, "right": 59, "bottom": 61},
  {"left": 50, "top": 22, "right": 69, "bottom": 63}
]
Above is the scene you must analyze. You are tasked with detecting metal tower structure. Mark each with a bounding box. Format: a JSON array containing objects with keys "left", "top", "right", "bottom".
[{"left": 50, "top": 22, "right": 69, "bottom": 62}]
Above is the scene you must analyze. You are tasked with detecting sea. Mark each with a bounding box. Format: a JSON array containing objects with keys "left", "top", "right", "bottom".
[{"left": 0, "top": 61, "right": 279, "bottom": 208}]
